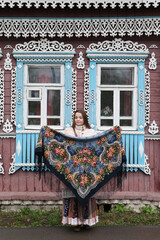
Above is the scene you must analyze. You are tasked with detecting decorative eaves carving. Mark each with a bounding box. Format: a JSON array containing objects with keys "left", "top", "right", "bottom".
[
  {"left": 1, "top": 18, "right": 160, "bottom": 38},
  {"left": 0, "top": 0, "right": 160, "bottom": 9}
]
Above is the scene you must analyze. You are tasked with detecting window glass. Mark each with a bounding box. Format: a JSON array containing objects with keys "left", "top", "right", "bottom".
[
  {"left": 47, "top": 90, "right": 60, "bottom": 116},
  {"left": 120, "top": 91, "right": 132, "bottom": 117},
  {"left": 28, "top": 101, "right": 41, "bottom": 115},
  {"left": 101, "top": 68, "right": 133, "bottom": 85},
  {"left": 101, "top": 91, "right": 113, "bottom": 117},
  {"left": 29, "top": 67, "right": 61, "bottom": 84}
]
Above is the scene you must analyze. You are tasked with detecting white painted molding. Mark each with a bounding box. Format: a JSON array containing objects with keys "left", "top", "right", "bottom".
[
  {"left": 1, "top": 18, "right": 160, "bottom": 38},
  {"left": 0, "top": 0, "right": 160, "bottom": 9}
]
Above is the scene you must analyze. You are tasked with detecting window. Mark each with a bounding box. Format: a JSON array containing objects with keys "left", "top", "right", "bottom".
[
  {"left": 24, "top": 64, "right": 65, "bottom": 129},
  {"left": 97, "top": 64, "right": 137, "bottom": 131}
]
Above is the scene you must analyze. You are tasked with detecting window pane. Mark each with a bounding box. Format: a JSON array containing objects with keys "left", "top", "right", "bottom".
[
  {"left": 120, "top": 91, "right": 132, "bottom": 116},
  {"left": 28, "top": 101, "right": 40, "bottom": 115},
  {"left": 47, "top": 90, "right": 60, "bottom": 116},
  {"left": 101, "top": 119, "right": 113, "bottom": 126},
  {"left": 101, "top": 91, "right": 113, "bottom": 117},
  {"left": 28, "top": 118, "right": 40, "bottom": 125},
  {"left": 47, "top": 118, "right": 60, "bottom": 125},
  {"left": 29, "top": 67, "right": 61, "bottom": 83},
  {"left": 101, "top": 68, "right": 133, "bottom": 85},
  {"left": 120, "top": 120, "right": 132, "bottom": 126},
  {"left": 28, "top": 90, "right": 40, "bottom": 98}
]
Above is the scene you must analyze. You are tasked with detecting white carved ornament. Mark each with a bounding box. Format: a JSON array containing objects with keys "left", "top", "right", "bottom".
[
  {"left": 4, "top": 52, "right": 12, "bottom": 70},
  {"left": 148, "top": 120, "right": 159, "bottom": 135},
  {"left": 84, "top": 69, "right": 89, "bottom": 118},
  {"left": 0, "top": 154, "right": 4, "bottom": 174},
  {"left": 0, "top": 68, "right": 4, "bottom": 125},
  {"left": 13, "top": 39, "right": 75, "bottom": 62},
  {"left": 11, "top": 67, "right": 16, "bottom": 126},
  {"left": 1, "top": 18, "right": 160, "bottom": 38},
  {"left": 13, "top": 38, "right": 75, "bottom": 52},
  {"left": 0, "top": 0, "right": 160, "bottom": 9},
  {"left": 145, "top": 69, "right": 150, "bottom": 126},
  {"left": 149, "top": 52, "right": 157, "bottom": 70},
  {"left": 72, "top": 68, "right": 77, "bottom": 118},
  {"left": 87, "top": 38, "right": 149, "bottom": 62},
  {"left": 3, "top": 119, "right": 13, "bottom": 133},
  {"left": 77, "top": 51, "right": 85, "bottom": 69},
  {"left": 87, "top": 38, "right": 148, "bottom": 52}
]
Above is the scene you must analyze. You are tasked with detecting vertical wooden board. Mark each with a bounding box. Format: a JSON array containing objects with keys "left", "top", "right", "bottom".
[
  {"left": 154, "top": 141, "right": 160, "bottom": 191},
  {"left": 18, "top": 170, "right": 27, "bottom": 192},
  {"left": 0, "top": 137, "right": 3, "bottom": 191},
  {"left": 148, "top": 140, "right": 155, "bottom": 192},
  {"left": 26, "top": 171, "right": 35, "bottom": 192},
  {"left": 34, "top": 171, "right": 43, "bottom": 192},
  {"left": 2, "top": 139, "right": 11, "bottom": 191},
  {"left": 51, "top": 174, "right": 59, "bottom": 193},
  {"left": 42, "top": 172, "right": 52, "bottom": 192}
]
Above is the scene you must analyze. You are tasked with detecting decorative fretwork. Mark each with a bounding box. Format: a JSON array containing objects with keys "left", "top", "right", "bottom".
[
  {"left": 87, "top": 39, "right": 149, "bottom": 62},
  {"left": 72, "top": 68, "right": 77, "bottom": 118},
  {"left": 4, "top": 52, "right": 12, "bottom": 70},
  {"left": 0, "top": 0, "right": 160, "bottom": 9},
  {"left": 77, "top": 51, "right": 85, "bottom": 69},
  {"left": 11, "top": 67, "right": 16, "bottom": 126},
  {"left": 145, "top": 69, "right": 150, "bottom": 126},
  {"left": 1, "top": 18, "right": 160, "bottom": 38},
  {"left": 0, "top": 154, "right": 4, "bottom": 174},
  {"left": 13, "top": 38, "right": 75, "bottom": 52},
  {"left": 125, "top": 154, "right": 151, "bottom": 175},
  {"left": 84, "top": 68, "right": 89, "bottom": 117},
  {"left": 149, "top": 52, "right": 157, "bottom": 70},
  {"left": 148, "top": 120, "right": 159, "bottom": 135},
  {"left": 0, "top": 68, "right": 4, "bottom": 125},
  {"left": 3, "top": 119, "right": 13, "bottom": 133},
  {"left": 87, "top": 38, "right": 148, "bottom": 52}
]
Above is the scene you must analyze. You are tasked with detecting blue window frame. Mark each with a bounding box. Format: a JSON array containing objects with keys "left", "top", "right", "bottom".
[
  {"left": 11, "top": 39, "right": 75, "bottom": 172},
  {"left": 86, "top": 38, "right": 150, "bottom": 174}
]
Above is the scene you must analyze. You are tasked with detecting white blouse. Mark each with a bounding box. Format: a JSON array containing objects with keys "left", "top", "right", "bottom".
[{"left": 63, "top": 125, "right": 96, "bottom": 137}]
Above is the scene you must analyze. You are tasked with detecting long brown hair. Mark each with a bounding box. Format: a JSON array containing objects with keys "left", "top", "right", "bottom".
[{"left": 72, "top": 109, "right": 91, "bottom": 130}]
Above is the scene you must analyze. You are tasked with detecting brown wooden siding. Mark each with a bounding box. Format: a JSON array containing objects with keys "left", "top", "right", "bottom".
[{"left": 0, "top": 25, "right": 160, "bottom": 201}]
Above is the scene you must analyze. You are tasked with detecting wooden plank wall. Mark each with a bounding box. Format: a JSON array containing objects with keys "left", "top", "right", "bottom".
[{"left": 0, "top": 34, "right": 160, "bottom": 201}]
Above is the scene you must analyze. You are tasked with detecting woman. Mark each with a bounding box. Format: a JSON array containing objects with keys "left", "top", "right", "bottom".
[{"left": 62, "top": 109, "right": 99, "bottom": 231}]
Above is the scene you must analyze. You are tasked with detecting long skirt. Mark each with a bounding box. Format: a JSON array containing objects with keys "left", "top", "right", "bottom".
[{"left": 62, "top": 197, "right": 98, "bottom": 226}]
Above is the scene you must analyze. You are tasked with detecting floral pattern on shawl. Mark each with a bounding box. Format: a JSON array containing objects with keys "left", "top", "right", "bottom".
[{"left": 35, "top": 126, "right": 126, "bottom": 205}]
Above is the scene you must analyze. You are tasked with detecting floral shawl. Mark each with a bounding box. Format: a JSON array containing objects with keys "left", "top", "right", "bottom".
[{"left": 35, "top": 126, "right": 126, "bottom": 205}]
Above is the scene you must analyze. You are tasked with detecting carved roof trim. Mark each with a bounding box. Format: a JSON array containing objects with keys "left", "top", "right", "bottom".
[{"left": 0, "top": 0, "right": 160, "bottom": 9}]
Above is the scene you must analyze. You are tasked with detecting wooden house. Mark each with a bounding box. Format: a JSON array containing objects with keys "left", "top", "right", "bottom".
[{"left": 0, "top": 0, "right": 160, "bottom": 211}]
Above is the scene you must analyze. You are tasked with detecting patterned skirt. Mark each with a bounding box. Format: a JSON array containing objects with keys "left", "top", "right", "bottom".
[{"left": 62, "top": 197, "right": 99, "bottom": 226}]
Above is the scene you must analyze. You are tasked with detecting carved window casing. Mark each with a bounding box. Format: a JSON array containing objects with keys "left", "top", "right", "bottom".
[
  {"left": 86, "top": 38, "right": 151, "bottom": 174},
  {"left": 10, "top": 39, "right": 76, "bottom": 173}
]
